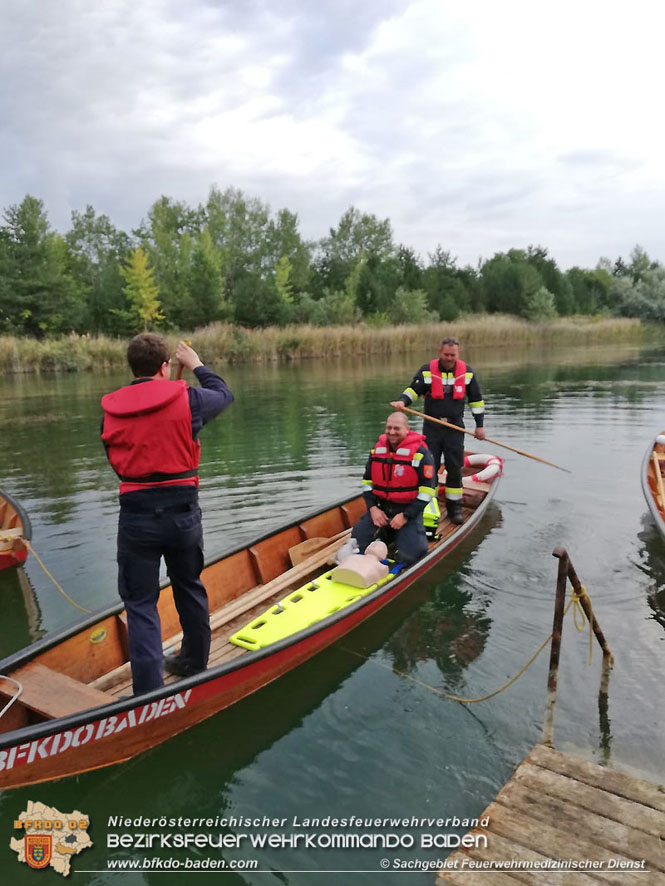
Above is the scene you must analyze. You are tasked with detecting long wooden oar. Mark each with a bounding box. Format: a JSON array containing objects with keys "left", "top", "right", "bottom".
[{"left": 399, "top": 405, "right": 570, "bottom": 473}]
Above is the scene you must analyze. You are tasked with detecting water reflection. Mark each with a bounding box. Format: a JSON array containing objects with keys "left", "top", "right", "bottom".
[
  {"left": 0, "top": 566, "right": 43, "bottom": 656},
  {"left": 636, "top": 518, "right": 665, "bottom": 631},
  {"left": 383, "top": 509, "right": 502, "bottom": 688}
]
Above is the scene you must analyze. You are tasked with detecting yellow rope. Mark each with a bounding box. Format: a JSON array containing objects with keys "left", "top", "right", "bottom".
[
  {"left": 571, "top": 583, "right": 593, "bottom": 665},
  {"left": 342, "top": 582, "right": 592, "bottom": 705},
  {"left": 25, "top": 540, "right": 92, "bottom": 615}
]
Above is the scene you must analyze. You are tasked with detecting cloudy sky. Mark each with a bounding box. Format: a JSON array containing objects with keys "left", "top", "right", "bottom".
[{"left": 1, "top": 0, "right": 664, "bottom": 269}]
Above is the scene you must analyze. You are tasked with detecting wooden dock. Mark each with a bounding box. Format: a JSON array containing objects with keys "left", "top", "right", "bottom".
[{"left": 438, "top": 744, "right": 665, "bottom": 885}]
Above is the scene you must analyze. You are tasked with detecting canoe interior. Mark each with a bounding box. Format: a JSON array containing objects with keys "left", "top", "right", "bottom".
[
  {"left": 0, "top": 490, "right": 31, "bottom": 569},
  {"left": 0, "top": 466, "right": 494, "bottom": 742},
  {"left": 644, "top": 434, "right": 665, "bottom": 530}
]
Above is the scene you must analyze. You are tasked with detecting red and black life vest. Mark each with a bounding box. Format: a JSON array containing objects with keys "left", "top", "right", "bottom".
[
  {"left": 101, "top": 379, "right": 200, "bottom": 494},
  {"left": 369, "top": 430, "right": 426, "bottom": 504},
  {"left": 428, "top": 358, "right": 467, "bottom": 400}
]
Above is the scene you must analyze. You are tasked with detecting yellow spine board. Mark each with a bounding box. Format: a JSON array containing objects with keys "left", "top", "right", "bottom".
[{"left": 230, "top": 567, "right": 395, "bottom": 651}]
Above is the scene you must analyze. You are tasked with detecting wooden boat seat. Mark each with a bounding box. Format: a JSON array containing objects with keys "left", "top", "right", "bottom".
[
  {"left": 2, "top": 662, "right": 114, "bottom": 720},
  {"left": 0, "top": 526, "right": 23, "bottom": 552}
]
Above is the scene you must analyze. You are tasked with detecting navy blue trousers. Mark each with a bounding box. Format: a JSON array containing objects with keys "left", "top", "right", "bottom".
[
  {"left": 117, "top": 502, "right": 209, "bottom": 695},
  {"left": 425, "top": 427, "right": 464, "bottom": 489},
  {"left": 351, "top": 510, "right": 428, "bottom": 565}
]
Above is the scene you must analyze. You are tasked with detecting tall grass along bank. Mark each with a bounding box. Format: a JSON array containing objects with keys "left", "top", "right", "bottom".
[{"left": 0, "top": 316, "right": 651, "bottom": 375}]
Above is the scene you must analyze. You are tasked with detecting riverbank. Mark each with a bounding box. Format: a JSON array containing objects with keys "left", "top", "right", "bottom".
[{"left": 0, "top": 315, "right": 651, "bottom": 374}]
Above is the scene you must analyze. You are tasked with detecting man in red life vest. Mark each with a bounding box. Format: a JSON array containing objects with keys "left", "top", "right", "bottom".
[
  {"left": 390, "top": 337, "right": 485, "bottom": 525},
  {"left": 351, "top": 412, "right": 437, "bottom": 564},
  {"left": 101, "top": 334, "right": 233, "bottom": 695}
]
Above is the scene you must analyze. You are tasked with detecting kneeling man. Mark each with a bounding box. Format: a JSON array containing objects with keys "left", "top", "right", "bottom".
[{"left": 352, "top": 412, "right": 437, "bottom": 565}]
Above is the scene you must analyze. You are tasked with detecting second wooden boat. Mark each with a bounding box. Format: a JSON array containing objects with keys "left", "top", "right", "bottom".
[
  {"left": 0, "top": 458, "right": 500, "bottom": 790},
  {"left": 0, "top": 489, "right": 31, "bottom": 572},
  {"left": 642, "top": 433, "right": 665, "bottom": 540}
]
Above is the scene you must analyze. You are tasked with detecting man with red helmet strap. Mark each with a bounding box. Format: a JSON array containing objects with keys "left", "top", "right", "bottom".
[
  {"left": 350, "top": 412, "right": 437, "bottom": 565},
  {"left": 101, "top": 334, "right": 233, "bottom": 695}
]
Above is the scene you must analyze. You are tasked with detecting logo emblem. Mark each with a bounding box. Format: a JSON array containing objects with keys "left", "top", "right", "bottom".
[
  {"left": 394, "top": 465, "right": 405, "bottom": 476},
  {"left": 424, "top": 465, "right": 434, "bottom": 479},
  {"left": 26, "top": 835, "right": 52, "bottom": 869},
  {"left": 11, "top": 802, "right": 93, "bottom": 877}
]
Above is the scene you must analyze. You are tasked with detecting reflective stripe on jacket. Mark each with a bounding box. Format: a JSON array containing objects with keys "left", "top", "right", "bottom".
[
  {"left": 101, "top": 379, "right": 200, "bottom": 494},
  {"left": 428, "top": 359, "right": 467, "bottom": 400},
  {"left": 369, "top": 430, "right": 426, "bottom": 504}
]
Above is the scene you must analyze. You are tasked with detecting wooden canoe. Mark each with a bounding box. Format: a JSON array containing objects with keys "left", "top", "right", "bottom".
[
  {"left": 0, "top": 489, "right": 31, "bottom": 572},
  {"left": 0, "top": 460, "right": 500, "bottom": 790},
  {"left": 642, "top": 433, "right": 665, "bottom": 539}
]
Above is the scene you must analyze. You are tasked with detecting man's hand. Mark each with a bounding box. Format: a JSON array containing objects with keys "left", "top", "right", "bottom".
[
  {"left": 474, "top": 427, "right": 486, "bottom": 441},
  {"left": 370, "top": 506, "right": 389, "bottom": 528},
  {"left": 175, "top": 341, "right": 204, "bottom": 371},
  {"left": 389, "top": 400, "right": 406, "bottom": 410},
  {"left": 389, "top": 512, "right": 407, "bottom": 530}
]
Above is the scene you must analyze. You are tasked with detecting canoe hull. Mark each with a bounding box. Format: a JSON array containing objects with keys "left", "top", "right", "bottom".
[{"left": 0, "top": 482, "right": 497, "bottom": 789}]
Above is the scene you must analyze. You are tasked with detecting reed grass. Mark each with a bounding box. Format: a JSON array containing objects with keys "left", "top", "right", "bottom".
[{"left": 0, "top": 316, "right": 651, "bottom": 375}]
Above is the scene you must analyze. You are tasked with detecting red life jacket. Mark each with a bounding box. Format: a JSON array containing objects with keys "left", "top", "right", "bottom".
[
  {"left": 101, "top": 379, "right": 200, "bottom": 494},
  {"left": 369, "top": 430, "right": 426, "bottom": 504},
  {"left": 429, "top": 358, "right": 467, "bottom": 400}
]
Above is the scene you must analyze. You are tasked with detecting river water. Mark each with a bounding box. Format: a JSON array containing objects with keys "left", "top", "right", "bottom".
[{"left": 0, "top": 341, "right": 664, "bottom": 884}]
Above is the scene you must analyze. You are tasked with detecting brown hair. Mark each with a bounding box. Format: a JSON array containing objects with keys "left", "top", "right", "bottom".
[{"left": 127, "top": 333, "right": 169, "bottom": 377}]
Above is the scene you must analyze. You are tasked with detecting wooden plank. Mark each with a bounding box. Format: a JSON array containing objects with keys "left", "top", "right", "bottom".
[
  {"left": 454, "top": 829, "right": 605, "bottom": 885},
  {"left": 202, "top": 548, "right": 259, "bottom": 611},
  {"left": 3, "top": 663, "right": 113, "bottom": 719},
  {"left": 35, "top": 615, "right": 127, "bottom": 683},
  {"left": 248, "top": 546, "right": 268, "bottom": 584},
  {"left": 494, "top": 781, "right": 665, "bottom": 872},
  {"left": 438, "top": 869, "right": 523, "bottom": 885},
  {"left": 528, "top": 745, "right": 665, "bottom": 814},
  {"left": 512, "top": 761, "right": 665, "bottom": 839},
  {"left": 461, "top": 802, "right": 658, "bottom": 886}
]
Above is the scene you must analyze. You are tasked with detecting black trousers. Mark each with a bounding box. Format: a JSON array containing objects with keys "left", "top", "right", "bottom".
[
  {"left": 425, "top": 427, "right": 464, "bottom": 494},
  {"left": 117, "top": 501, "right": 209, "bottom": 695}
]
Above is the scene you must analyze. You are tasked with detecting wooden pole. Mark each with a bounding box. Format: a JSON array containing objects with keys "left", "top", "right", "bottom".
[
  {"left": 651, "top": 451, "right": 665, "bottom": 513},
  {"left": 542, "top": 549, "right": 569, "bottom": 747},
  {"left": 399, "top": 405, "right": 570, "bottom": 473},
  {"left": 553, "top": 546, "right": 613, "bottom": 664}
]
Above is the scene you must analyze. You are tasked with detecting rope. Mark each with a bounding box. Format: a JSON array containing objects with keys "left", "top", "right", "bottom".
[
  {"left": 24, "top": 540, "right": 92, "bottom": 615},
  {"left": 571, "top": 583, "right": 593, "bottom": 665},
  {"left": 341, "top": 582, "right": 593, "bottom": 705}
]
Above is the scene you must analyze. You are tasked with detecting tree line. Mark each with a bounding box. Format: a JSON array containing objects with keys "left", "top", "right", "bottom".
[{"left": 0, "top": 188, "right": 662, "bottom": 337}]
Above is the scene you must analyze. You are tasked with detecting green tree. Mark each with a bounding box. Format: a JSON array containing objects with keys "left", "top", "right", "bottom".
[
  {"left": 480, "top": 250, "right": 542, "bottom": 317},
  {"left": 187, "top": 228, "right": 227, "bottom": 328},
  {"left": 525, "top": 245, "right": 574, "bottom": 315},
  {"left": 136, "top": 196, "right": 201, "bottom": 328},
  {"left": 313, "top": 206, "right": 394, "bottom": 298},
  {"left": 119, "top": 247, "right": 163, "bottom": 330},
  {"left": 389, "top": 288, "right": 436, "bottom": 324},
  {"left": 0, "top": 195, "right": 83, "bottom": 336},
  {"left": 66, "top": 205, "right": 132, "bottom": 334}
]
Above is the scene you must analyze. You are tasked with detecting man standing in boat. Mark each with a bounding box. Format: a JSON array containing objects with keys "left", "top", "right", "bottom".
[
  {"left": 101, "top": 334, "right": 233, "bottom": 695},
  {"left": 390, "top": 337, "right": 485, "bottom": 525},
  {"left": 351, "top": 412, "right": 438, "bottom": 564}
]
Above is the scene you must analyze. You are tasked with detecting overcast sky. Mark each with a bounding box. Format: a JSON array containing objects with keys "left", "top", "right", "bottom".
[{"left": 1, "top": 0, "right": 664, "bottom": 269}]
